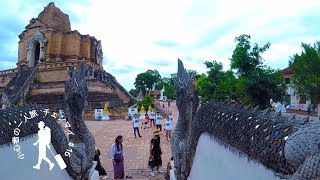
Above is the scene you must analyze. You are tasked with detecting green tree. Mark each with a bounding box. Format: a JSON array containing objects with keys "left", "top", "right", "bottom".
[
  {"left": 165, "top": 74, "right": 177, "bottom": 100},
  {"left": 195, "top": 74, "right": 214, "bottom": 101},
  {"left": 129, "top": 89, "right": 137, "bottom": 97},
  {"left": 134, "top": 70, "right": 162, "bottom": 95},
  {"left": 230, "top": 34, "right": 270, "bottom": 77},
  {"left": 195, "top": 61, "right": 237, "bottom": 101},
  {"left": 230, "top": 34, "right": 285, "bottom": 108},
  {"left": 137, "top": 94, "right": 154, "bottom": 112},
  {"left": 241, "top": 69, "right": 286, "bottom": 108},
  {"left": 289, "top": 42, "right": 320, "bottom": 105}
]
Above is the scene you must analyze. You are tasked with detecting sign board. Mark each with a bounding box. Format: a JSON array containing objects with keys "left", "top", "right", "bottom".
[
  {"left": 95, "top": 109, "right": 103, "bottom": 120},
  {"left": 128, "top": 108, "right": 137, "bottom": 119}
]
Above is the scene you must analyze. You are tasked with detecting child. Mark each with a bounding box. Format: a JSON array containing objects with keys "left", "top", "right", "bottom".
[
  {"left": 164, "top": 117, "right": 172, "bottom": 142},
  {"left": 165, "top": 157, "right": 173, "bottom": 180},
  {"left": 168, "top": 113, "right": 173, "bottom": 121},
  {"left": 144, "top": 113, "right": 150, "bottom": 129}
]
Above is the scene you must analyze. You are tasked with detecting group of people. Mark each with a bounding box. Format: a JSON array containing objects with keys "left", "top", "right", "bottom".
[
  {"left": 131, "top": 111, "right": 173, "bottom": 142},
  {"left": 94, "top": 111, "right": 174, "bottom": 179}
]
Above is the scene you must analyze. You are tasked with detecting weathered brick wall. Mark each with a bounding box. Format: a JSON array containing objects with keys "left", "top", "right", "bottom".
[
  {"left": 38, "top": 69, "right": 67, "bottom": 82},
  {"left": 80, "top": 36, "right": 91, "bottom": 60},
  {"left": 87, "top": 80, "right": 113, "bottom": 93},
  {"left": 18, "top": 31, "right": 95, "bottom": 64},
  {"left": 30, "top": 87, "right": 65, "bottom": 95},
  {"left": 114, "top": 87, "right": 130, "bottom": 104},
  {"left": 38, "top": 2, "right": 71, "bottom": 32},
  {"left": 48, "top": 32, "right": 63, "bottom": 56},
  {"left": 0, "top": 69, "right": 18, "bottom": 88},
  {"left": 17, "top": 2, "right": 98, "bottom": 65}
]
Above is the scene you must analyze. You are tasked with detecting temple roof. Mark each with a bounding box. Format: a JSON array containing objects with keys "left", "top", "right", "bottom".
[{"left": 281, "top": 67, "right": 293, "bottom": 75}]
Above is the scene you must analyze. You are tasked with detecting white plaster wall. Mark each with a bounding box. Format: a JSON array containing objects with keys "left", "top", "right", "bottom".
[
  {"left": 0, "top": 134, "right": 72, "bottom": 180},
  {"left": 188, "top": 133, "right": 280, "bottom": 180}
]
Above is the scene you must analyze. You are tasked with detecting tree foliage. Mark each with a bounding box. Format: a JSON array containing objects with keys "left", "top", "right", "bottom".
[
  {"left": 137, "top": 94, "right": 154, "bottom": 112},
  {"left": 230, "top": 34, "right": 271, "bottom": 77},
  {"left": 238, "top": 69, "right": 286, "bottom": 108},
  {"left": 133, "top": 69, "right": 178, "bottom": 100},
  {"left": 230, "top": 34, "right": 285, "bottom": 108},
  {"left": 196, "top": 61, "right": 237, "bottom": 101},
  {"left": 129, "top": 89, "right": 137, "bottom": 97},
  {"left": 289, "top": 42, "right": 320, "bottom": 104},
  {"left": 134, "top": 70, "right": 161, "bottom": 95}
]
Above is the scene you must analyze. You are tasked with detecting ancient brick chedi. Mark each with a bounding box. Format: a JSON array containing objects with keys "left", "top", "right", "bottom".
[{"left": 0, "top": 2, "right": 134, "bottom": 110}]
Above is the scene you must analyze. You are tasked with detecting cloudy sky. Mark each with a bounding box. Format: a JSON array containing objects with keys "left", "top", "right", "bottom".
[{"left": 0, "top": 0, "right": 319, "bottom": 90}]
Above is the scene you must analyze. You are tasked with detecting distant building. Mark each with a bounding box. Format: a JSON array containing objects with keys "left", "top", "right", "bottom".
[
  {"left": 148, "top": 86, "right": 166, "bottom": 101},
  {"left": 149, "top": 90, "right": 161, "bottom": 99},
  {"left": 281, "top": 67, "right": 309, "bottom": 110}
]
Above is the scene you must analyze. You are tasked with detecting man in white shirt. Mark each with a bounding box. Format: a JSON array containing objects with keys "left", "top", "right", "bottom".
[
  {"left": 164, "top": 118, "right": 173, "bottom": 142},
  {"left": 149, "top": 111, "right": 155, "bottom": 127},
  {"left": 168, "top": 113, "right": 173, "bottom": 121},
  {"left": 132, "top": 114, "right": 142, "bottom": 138},
  {"left": 155, "top": 112, "right": 163, "bottom": 132}
]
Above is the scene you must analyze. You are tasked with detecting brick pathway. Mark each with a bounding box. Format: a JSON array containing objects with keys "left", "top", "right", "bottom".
[{"left": 85, "top": 101, "right": 179, "bottom": 179}]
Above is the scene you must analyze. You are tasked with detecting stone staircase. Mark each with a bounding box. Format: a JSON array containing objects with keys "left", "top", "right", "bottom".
[
  {"left": 87, "top": 92, "right": 124, "bottom": 109},
  {"left": 2, "top": 67, "right": 36, "bottom": 106},
  {"left": 27, "top": 93, "right": 64, "bottom": 109}
]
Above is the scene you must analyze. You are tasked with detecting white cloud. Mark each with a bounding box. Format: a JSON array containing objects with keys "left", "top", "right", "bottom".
[{"left": 1, "top": 0, "right": 320, "bottom": 90}]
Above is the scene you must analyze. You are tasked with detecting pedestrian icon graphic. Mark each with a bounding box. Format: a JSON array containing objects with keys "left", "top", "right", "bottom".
[{"left": 33, "top": 121, "right": 55, "bottom": 170}]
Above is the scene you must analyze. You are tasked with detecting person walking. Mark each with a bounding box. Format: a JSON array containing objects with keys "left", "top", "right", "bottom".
[
  {"left": 132, "top": 114, "right": 142, "bottom": 138},
  {"left": 94, "top": 147, "right": 108, "bottom": 179},
  {"left": 307, "top": 104, "right": 312, "bottom": 115},
  {"left": 164, "top": 117, "right": 173, "bottom": 142},
  {"left": 149, "top": 111, "right": 156, "bottom": 127},
  {"left": 148, "top": 130, "right": 163, "bottom": 177},
  {"left": 155, "top": 112, "right": 163, "bottom": 132},
  {"left": 111, "top": 135, "right": 125, "bottom": 179},
  {"left": 144, "top": 113, "right": 150, "bottom": 129},
  {"left": 168, "top": 112, "right": 173, "bottom": 122}
]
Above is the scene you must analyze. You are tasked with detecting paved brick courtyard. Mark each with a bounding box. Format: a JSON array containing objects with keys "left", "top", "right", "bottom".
[{"left": 86, "top": 102, "right": 178, "bottom": 179}]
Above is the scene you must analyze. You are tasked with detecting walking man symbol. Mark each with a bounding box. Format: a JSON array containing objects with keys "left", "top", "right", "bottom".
[{"left": 33, "top": 121, "right": 54, "bottom": 170}]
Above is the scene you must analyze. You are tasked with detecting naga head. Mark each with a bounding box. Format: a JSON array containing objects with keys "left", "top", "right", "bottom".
[
  {"left": 174, "top": 59, "right": 199, "bottom": 117},
  {"left": 65, "top": 59, "right": 88, "bottom": 114},
  {"left": 76, "top": 59, "right": 88, "bottom": 99}
]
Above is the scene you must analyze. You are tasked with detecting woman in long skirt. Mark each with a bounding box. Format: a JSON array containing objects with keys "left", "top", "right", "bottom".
[
  {"left": 111, "top": 135, "right": 125, "bottom": 179},
  {"left": 148, "top": 129, "right": 163, "bottom": 177}
]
